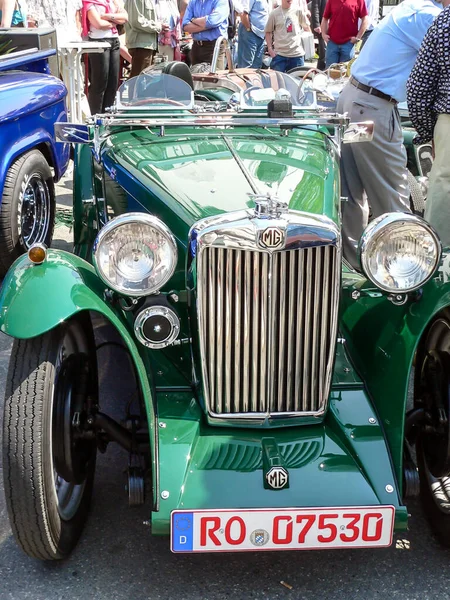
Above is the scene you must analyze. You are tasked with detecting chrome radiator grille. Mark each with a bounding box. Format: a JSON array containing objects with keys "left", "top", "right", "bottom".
[{"left": 197, "top": 245, "right": 338, "bottom": 419}]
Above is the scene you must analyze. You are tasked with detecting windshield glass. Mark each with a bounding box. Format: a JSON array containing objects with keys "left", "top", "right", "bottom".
[
  {"left": 116, "top": 73, "right": 194, "bottom": 109},
  {"left": 240, "top": 72, "right": 315, "bottom": 109}
]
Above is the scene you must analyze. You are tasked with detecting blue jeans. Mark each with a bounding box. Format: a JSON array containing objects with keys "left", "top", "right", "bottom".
[
  {"left": 237, "top": 24, "right": 265, "bottom": 68},
  {"left": 325, "top": 40, "right": 355, "bottom": 68},
  {"left": 271, "top": 54, "right": 305, "bottom": 73}
]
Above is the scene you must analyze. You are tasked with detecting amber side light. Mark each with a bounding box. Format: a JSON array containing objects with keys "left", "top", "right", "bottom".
[{"left": 28, "top": 244, "right": 47, "bottom": 265}]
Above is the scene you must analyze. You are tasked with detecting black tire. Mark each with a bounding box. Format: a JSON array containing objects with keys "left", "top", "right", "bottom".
[
  {"left": 415, "top": 312, "right": 450, "bottom": 547},
  {"left": 0, "top": 149, "right": 55, "bottom": 277},
  {"left": 2, "top": 316, "right": 97, "bottom": 560}
]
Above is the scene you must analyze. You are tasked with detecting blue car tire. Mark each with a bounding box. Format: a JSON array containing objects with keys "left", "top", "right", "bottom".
[{"left": 0, "top": 149, "right": 55, "bottom": 276}]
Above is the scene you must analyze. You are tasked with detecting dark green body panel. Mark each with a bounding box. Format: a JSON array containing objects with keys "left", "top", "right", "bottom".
[
  {"left": 100, "top": 127, "right": 339, "bottom": 226},
  {"left": 154, "top": 387, "right": 408, "bottom": 534},
  {"left": 341, "top": 264, "right": 450, "bottom": 494}
]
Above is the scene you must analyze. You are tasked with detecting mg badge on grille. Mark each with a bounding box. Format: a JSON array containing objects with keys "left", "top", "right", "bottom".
[
  {"left": 266, "top": 466, "right": 289, "bottom": 490},
  {"left": 259, "top": 227, "right": 284, "bottom": 249}
]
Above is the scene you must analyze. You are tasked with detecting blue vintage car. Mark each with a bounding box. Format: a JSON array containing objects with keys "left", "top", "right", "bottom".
[{"left": 0, "top": 46, "right": 70, "bottom": 275}]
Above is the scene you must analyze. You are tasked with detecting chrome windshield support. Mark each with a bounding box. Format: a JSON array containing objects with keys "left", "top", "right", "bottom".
[{"left": 210, "top": 36, "right": 234, "bottom": 74}]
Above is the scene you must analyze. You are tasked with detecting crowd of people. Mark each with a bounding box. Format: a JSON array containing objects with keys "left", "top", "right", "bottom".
[
  {"left": 0, "top": 0, "right": 185, "bottom": 114},
  {"left": 0, "top": 0, "right": 450, "bottom": 259}
]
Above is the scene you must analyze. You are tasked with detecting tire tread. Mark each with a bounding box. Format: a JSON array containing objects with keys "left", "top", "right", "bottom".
[{"left": 3, "top": 334, "right": 60, "bottom": 559}]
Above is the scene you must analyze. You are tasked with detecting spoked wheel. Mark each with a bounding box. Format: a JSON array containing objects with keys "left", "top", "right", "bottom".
[
  {"left": 2, "top": 316, "right": 97, "bottom": 560},
  {"left": 415, "top": 313, "right": 450, "bottom": 545},
  {"left": 20, "top": 173, "right": 52, "bottom": 246},
  {"left": 0, "top": 150, "right": 55, "bottom": 277}
]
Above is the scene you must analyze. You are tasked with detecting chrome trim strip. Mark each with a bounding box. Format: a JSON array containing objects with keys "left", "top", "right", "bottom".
[
  {"left": 302, "top": 249, "right": 313, "bottom": 411},
  {"left": 311, "top": 248, "right": 322, "bottom": 411},
  {"left": 95, "top": 115, "right": 350, "bottom": 129},
  {"left": 319, "top": 246, "right": 331, "bottom": 402},
  {"left": 216, "top": 248, "right": 224, "bottom": 413},
  {"left": 251, "top": 252, "right": 260, "bottom": 413},
  {"left": 260, "top": 252, "right": 269, "bottom": 414},
  {"left": 222, "top": 135, "right": 259, "bottom": 194},
  {"left": 324, "top": 246, "right": 340, "bottom": 413},
  {"left": 234, "top": 249, "right": 242, "bottom": 413},
  {"left": 225, "top": 249, "right": 233, "bottom": 413},
  {"left": 269, "top": 252, "right": 279, "bottom": 413},
  {"left": 243, "top": 252, "right": 251, "bottom": 413},
  {"left": 277, "top": 252, "right": 287, "bottom": 412},
  {"left": 207, "top": 248, "right": 216, "bottom": 406},
  {"left": 294, "top": 250, "right": 305, "bottom": 412},
  {"left": 286, "top": 250, "right": 296, "bottom": 412}
]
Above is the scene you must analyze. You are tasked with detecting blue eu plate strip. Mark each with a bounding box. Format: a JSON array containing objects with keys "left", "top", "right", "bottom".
[{"left": 172, "top": 512, "right": 194, "bottom": 552}]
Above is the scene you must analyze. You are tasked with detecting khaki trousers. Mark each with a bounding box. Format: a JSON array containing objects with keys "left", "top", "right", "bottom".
[
  {"left": 425, "top": 113, "right": 450, "bottom": 248},
  {"left": 337, "top": 83, "right": 410, "bottom": 268}
]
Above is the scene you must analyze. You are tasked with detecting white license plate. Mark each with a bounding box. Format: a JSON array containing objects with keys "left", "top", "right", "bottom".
[{"left": 171, "top": 506, "right": 395, "bottom": 553}]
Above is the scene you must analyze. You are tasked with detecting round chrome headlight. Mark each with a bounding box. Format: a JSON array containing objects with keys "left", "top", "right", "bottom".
[
  {"left": 93, "top": 213, "right": 177, "bottom": 297},
  {"left": 358, "top": 213, "right": 441, "bottom": 293}
]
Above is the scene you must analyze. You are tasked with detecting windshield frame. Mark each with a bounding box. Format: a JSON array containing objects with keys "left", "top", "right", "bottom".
[
  {"left": 113, "top": 72, "right": 195, "bottom": 112},
  {"left": 238, "top": 72, "right": 317, "bottom": 111}
]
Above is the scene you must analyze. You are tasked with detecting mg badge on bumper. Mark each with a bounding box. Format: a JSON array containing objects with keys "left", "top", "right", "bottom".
[{"left": 266, "top": 466, "right": 289, "bottom": 490}]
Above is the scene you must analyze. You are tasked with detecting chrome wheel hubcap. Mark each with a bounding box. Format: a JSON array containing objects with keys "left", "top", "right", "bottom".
[{"left": 20, "top": 173, "right": 51, "bottom": 247}]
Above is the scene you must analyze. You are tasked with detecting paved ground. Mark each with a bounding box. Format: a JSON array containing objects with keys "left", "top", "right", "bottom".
[{"left": 1, "top": 175, "right": 450, "bottom": 600}]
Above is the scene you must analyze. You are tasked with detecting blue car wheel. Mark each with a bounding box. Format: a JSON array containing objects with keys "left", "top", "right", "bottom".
[{"left": 0, "top": 149, "right": 55, "bottom": 276}]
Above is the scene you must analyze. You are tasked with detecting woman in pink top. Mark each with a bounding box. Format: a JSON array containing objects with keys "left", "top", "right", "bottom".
[{"left": 82, "top": 0, "right": 128, "bottom": 114}]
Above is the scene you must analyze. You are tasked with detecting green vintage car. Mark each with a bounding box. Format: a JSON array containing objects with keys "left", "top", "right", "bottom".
[{"left": 1, "top": 66, "right": 450, "bottom": 560}]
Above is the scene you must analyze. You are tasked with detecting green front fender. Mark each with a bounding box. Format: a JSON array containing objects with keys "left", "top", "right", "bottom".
[
  {"left": 341, "top": 264, "right": 450, "bottom": 493},
  {"left": 0, "top": 250, "right": 160, "bottom": 507},
  {"left": 0, "top": 250, "right": 118, "bottom": 338}
]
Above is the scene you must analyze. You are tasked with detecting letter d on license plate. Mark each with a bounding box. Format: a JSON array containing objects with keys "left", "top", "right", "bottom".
[{"left": 171, "top": 506, "right": 395, "bottom": 553}]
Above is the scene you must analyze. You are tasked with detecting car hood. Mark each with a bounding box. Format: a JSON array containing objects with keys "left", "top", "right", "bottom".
[{"left": 102, "top": 127, "right": 339, "bottom": 232}]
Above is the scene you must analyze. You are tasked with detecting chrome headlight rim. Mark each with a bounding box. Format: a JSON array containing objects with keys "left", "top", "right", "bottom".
[
  {"left": 358, "top": 212, "right": 441, "bottom": 293},
  {"left": 92, "top": 212, "right": 178, "bottom": 297}
]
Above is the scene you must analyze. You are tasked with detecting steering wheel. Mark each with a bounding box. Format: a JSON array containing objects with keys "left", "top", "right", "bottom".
[
  {"left": 301, "top": 68, "right": 325, "bottom": 82},
  {"left": 242, "top": 85, "right": 263, "bottom": 106}
]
